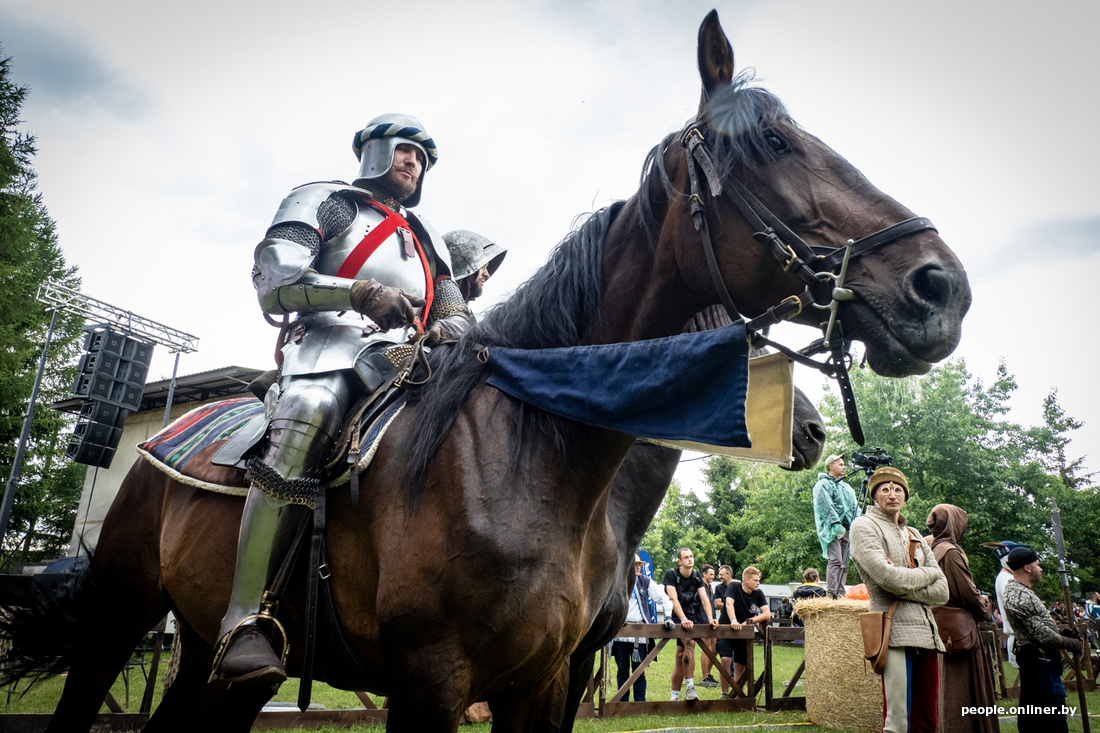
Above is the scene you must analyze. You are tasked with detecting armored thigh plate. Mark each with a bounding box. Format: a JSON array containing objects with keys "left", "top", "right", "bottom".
[{"left": 212, "top": 383, "right": 282, "bottom": 468}]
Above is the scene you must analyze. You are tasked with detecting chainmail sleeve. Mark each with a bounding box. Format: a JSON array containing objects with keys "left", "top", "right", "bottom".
[
  {"left": 264, "top": 193, "right": 358, "bottom": 257},
  {"left": 428, "top": 277, "right": 471, "bottom": 322}
]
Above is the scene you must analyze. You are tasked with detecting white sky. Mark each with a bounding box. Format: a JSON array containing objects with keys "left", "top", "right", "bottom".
[{"left": 3, "top": 0, "right": 1099, "bottom": 496}]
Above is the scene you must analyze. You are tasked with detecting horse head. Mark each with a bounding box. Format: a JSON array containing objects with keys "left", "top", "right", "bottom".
[{"left": 596, "top": 10, "right": 970, "bottom": 378}]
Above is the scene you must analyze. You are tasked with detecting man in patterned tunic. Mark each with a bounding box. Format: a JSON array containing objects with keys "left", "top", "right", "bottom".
[
  {"left": 212, "top": 113, "right": 472, "bottom": 686},
  {"left": 1002, "top": 546, "right": 1083, "bottom": 732}
]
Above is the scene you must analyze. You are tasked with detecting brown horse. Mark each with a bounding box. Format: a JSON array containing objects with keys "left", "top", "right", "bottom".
[{"left": 4, "top": 10, "right": 969, "bottom": 733}]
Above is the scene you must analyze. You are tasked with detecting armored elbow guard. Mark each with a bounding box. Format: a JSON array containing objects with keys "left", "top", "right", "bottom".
[{"left": 254, "top": 236, "right": 318, "bottom": 313}]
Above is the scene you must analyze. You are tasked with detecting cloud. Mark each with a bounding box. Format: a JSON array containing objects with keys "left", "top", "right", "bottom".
[
  {"left": 986, "top": 216, "right": 1100, "bottom": 273},
  {"left": 0, "top": 6, "right": 149, "bottom": 119}
]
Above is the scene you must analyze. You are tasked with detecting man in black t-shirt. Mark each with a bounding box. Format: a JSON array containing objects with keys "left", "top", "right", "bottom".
[
  {"left": 791, "top": 567, "right": 827, "bottom": 626},
  {"left": 716, "top": 566, "right": 770, "bottom": 698},
  {"left": 663, "top": 547, "right": 718, "bottom": 701}
]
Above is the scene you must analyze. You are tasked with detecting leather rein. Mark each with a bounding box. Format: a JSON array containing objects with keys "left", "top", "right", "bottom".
[{"left": 680, "top": 123, "right": 938, "bottom": 445}]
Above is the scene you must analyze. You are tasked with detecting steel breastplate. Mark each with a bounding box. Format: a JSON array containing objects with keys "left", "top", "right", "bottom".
[
  {"left": 314, "top": 201, "right": 430, "bottom": 300},
  {"left": 281, "top": 201, "right": 428, "bottom": 377}
]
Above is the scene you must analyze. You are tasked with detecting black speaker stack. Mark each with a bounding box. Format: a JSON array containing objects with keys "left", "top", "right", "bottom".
[{"left": 66, "top": 326, "right": 155, "bottom": 469}]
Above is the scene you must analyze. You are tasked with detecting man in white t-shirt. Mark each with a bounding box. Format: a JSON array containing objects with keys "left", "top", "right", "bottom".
[{"left": 984, "top": 540, "right": 1027, "bottom": 669}]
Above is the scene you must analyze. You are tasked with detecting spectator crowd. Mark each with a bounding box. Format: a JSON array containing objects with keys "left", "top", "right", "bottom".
[{"left": 618, "top": 460, "right": 1098, "bottom": 733}]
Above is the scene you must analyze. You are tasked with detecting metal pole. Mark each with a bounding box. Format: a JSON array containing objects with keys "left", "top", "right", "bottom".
[
  {"left": 161, "top": 352, "right": 181, "bottom": 429},
  {"left": 1052, "top": 498, "right": 1090, "bottom": 733},
  {"left": 0, "top": 309, "right": 60, "bottom": 551}
]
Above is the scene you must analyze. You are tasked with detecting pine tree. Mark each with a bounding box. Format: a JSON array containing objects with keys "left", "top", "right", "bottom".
[{"left": 0, "top": 49, "right": 86, "bottom": 568}]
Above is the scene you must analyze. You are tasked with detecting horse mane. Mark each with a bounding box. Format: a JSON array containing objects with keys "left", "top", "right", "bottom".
[
  {"left": 400, "top": 72, "right": 794, "bottom": 493},
  {"left": 638, "top": 69, "right": 794, "bottom": 237},
  {"left": 401, "top": 203, "right": 622, "bottom": 491}
]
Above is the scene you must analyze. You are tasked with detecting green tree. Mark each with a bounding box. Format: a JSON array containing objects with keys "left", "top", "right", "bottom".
[
  {"left": 641, "top": 480, "right": 723, "bottom": 576},
  {"left": 0, "top": 49, "right": 85, "bottom": 568},
  {"left": 724, "top": 462, "right": 823, "bottom": 584},
  {"left": 1036, "top": 390, "right": 1099, "bottom": 595}
]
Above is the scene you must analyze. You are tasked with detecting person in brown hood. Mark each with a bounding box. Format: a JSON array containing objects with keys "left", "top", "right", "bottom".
[{"left": 926, "top": 504, "right": 998, "bottom": 733}]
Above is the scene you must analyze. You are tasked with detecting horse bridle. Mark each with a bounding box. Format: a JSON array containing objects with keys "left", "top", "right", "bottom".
[{"left": 680, "top": 123, "right": 938, "bottom": 445}]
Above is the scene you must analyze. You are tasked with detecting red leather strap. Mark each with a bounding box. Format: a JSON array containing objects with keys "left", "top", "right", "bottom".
[
  {"left": 335, "top": 208, "right": 404, "bottom": 279},
  {"left": 336, "top": 200, "right": 435, "bottom": 322}
]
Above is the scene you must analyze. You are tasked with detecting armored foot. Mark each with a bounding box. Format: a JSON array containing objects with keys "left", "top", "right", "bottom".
[{"left": 214, "top": 626, "right": 287, "bottom": 688}]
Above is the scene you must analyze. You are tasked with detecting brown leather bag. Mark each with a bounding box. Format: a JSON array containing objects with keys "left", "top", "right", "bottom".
[
  {"left": 932, "top": 606, "right": 978, "bottom": 653},
  {"left": 860, "top": 600, "right": 899, "bottom": 675}
]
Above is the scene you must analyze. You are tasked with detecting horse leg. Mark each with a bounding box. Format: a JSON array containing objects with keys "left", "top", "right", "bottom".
[
  {"left": 46, "top": 586, "right": 169, "bottom": 733},
  {"left": 559, "top": 652, "right": 596, "bottom": 733},
  {"left": 489, "top": 665, "right": 567, "bottom": 733},
  {"left": 385, "top": 688, "right": 466, "bottom": 733},
  {"left": 143, "top": 622, "right": 227, "bottom": 732},
  {"left": 211, "top": 683, "right": 276, "bottom": 732},
  {"left": 146, "top": 620, "right": 270, "bottom": 733}
]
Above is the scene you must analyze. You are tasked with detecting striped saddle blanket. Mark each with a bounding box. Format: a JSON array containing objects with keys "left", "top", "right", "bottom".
[{"left": 137, "top": 395, "right": 405, "bottom": 496}]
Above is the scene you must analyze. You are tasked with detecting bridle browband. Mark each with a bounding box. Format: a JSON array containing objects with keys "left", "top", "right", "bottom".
[{"left": 680, "top": 123, "right": 938, "bottom": 445}]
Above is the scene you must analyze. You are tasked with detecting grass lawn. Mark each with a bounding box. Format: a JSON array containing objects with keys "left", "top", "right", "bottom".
[{"left": 4, "top": 642, "right": 1099, "bottom": 733}]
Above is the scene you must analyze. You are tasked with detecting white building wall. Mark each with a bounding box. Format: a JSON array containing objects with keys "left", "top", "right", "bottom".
[{"left": 67, "top": 399, "right": 225, "bottom": 555}]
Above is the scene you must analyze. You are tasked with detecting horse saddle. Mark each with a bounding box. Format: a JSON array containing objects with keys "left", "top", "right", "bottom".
[{"left": 137, "top": 393, "right": 406, "bottom": 495}]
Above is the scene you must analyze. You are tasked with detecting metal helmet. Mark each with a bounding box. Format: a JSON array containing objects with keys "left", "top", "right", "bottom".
[
  {"left": 443, "top": 230, "right": 507, "bottom": 281},
  {"left": 352, "top": 113, "right": 438, "bottom": 207}
]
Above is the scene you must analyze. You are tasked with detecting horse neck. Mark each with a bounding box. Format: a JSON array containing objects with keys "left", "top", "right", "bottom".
[{"left": 583, "top": 197, "right": 712, "bottom": 344}]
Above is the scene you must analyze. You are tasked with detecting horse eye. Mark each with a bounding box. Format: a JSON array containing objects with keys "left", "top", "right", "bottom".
[{"left": 764, "top": 132, "right": 790, "bottom": 154}]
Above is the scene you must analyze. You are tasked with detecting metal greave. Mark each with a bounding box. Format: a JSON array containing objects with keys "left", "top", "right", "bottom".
[
  {"left": 219, "top": 487, "right": 306, "bottom": 638},
  {"left": 218, "top": 371, "right": 354, "bottom": 638}
]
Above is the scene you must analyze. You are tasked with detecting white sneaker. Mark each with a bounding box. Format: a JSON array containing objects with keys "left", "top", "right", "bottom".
[{"left": 685, "top": 684, "right": 698, "bottom": 701}]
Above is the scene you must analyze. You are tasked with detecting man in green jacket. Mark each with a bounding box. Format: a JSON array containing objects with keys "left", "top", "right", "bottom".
[{"left": 812, "top": 454, "right": 857, "bottom": 598}]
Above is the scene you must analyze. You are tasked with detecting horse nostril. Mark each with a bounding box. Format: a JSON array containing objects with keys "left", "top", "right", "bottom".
[
  {"left": 909, "top": 264, "right": 954, "bottom": 308},
  {"left": 805, "top": 419, "right": 827, "bottom": 445}
]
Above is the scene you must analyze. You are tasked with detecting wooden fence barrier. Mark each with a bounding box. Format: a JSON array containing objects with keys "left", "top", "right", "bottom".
[
  {"left": 597, "top": 622, "right": 758, "bottom": 717},
  {"left": 990, "top": 622, "right": 1097, "bottom": 699},
  {"left": 763, "top": 625, "right": 806, "bottom": 712}
]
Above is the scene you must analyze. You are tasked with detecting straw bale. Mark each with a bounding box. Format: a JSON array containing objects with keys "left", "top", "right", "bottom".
[{"left": 795, "top": 597, "right": 883, "bottom": 732}]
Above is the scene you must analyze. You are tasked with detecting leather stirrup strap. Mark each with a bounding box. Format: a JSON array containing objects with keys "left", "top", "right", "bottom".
[
  {"left": 298, "top": 488, "right": 327, "bottom": 712},
  {"left": 268, "top": 514, "right": 310, "bottom": 600}
]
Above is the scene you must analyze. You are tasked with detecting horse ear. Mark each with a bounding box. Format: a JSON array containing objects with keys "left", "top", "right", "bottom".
[{"left": 697, "top": 9, "right": 734, "bottom": 114}]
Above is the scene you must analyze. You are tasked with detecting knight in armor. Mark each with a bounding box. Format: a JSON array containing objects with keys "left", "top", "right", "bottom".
[
  {"left": 442, "top": 230, "right": 507, "bottom": 303},
  {"left": 211, "top": 114, "right": 471, "bottom": 686}
]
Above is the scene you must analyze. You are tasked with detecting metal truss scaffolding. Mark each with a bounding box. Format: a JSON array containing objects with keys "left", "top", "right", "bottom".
[{"left": 37, "top": 279, "right": 199, "bottom": 353}]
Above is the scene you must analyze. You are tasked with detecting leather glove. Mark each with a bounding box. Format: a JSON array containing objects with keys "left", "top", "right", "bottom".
[
  {"left": 424, "top": 311, "right": 472, "bottom": 347},
  {"left": 349, "top": 279, "right": 425, "bottom": 331},
  {"left": 663, "top": 619, "right": 676, "bottom": 631},
  {"left": 1061, "top": 635, "right": 1083, "bottom": 655},
  {"left": 1059, "top": 624, "right": 1080, "bottom": 639}
]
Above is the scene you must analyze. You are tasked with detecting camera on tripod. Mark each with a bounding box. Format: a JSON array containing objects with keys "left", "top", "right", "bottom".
[
  {"left": 851, "top": 447, "right": 892, "bottom": 473},
  {"left": 849, "top": 447, "right": 892, "bottom": 514}
]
